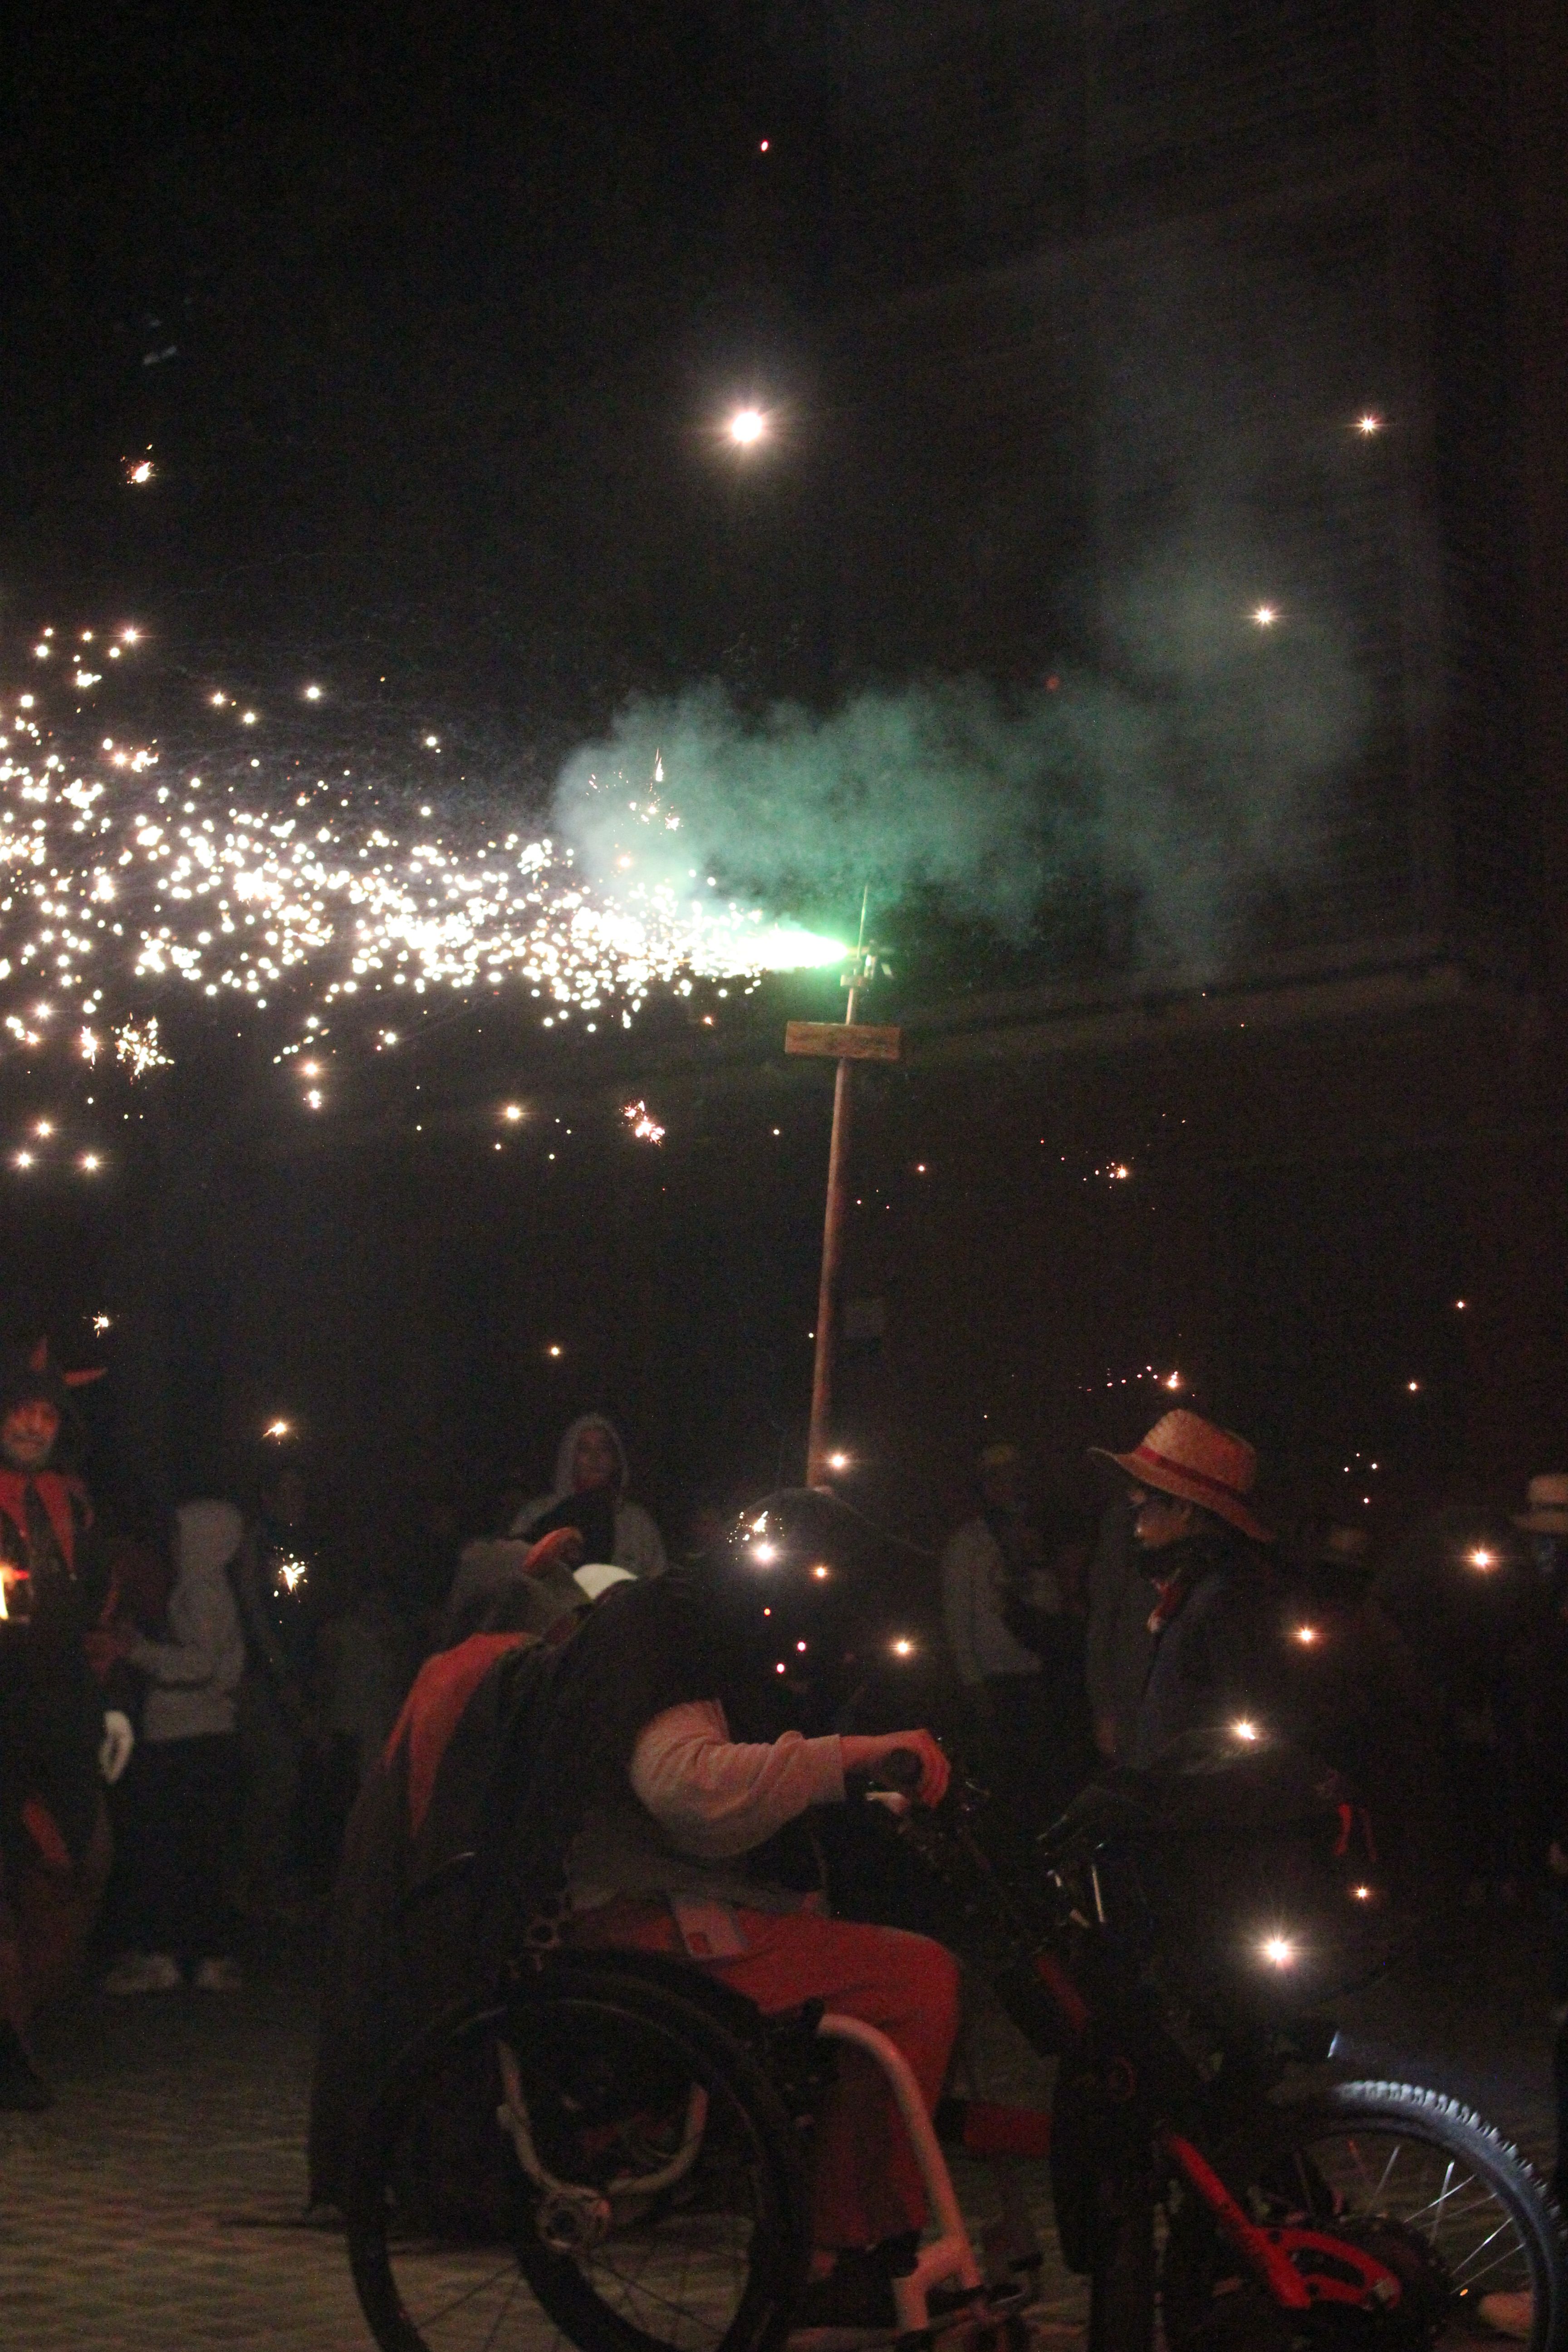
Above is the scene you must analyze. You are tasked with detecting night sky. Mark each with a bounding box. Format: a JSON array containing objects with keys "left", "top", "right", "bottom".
[
  {"left": 7, "top": 4, "right": 838, "bottom": 729},
  {"left": 1, "top": 6, "right": 1558, "bottom": 1530}
]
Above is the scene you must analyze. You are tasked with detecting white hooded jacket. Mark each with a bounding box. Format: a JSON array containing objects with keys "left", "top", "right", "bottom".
[
  {"left": 512, "top": 1413, "right": 666, "bottom": 1579},
  {"left": 126, "top": 1500, "right": 247, "bottom": 1742}
]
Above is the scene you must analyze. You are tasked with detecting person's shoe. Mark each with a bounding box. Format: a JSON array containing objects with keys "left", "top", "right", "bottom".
[
  {"left": 0, "top": 2022, "right": 52, "bottom": 2111},
  {"left": 1476, "top": 2289, "right": 1534, "bottom": 2338},
  {"left": 102, "top": 1950, "right": 182, "bottom": 1995},
  {"left": 789, "top": 2246, "right": 909, "bottom": 2345},
  {"left": 192, "top": 1955, "right": 244, "bottom": 1992}
]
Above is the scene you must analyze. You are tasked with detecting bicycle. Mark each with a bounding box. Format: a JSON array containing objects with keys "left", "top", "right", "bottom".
[{"left": 345, "top": 1734, "right": 1568, "bottom": 2352}]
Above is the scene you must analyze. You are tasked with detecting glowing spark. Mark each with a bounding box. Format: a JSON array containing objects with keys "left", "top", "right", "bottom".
[
  {"left": 796, "top": 1640, "right": 807, "bottom": 1653},
  {"left": 1164, "top": 1371, "right": 1183, "bottom": 1390},
  {"left": 623, "top": 1099, "right": 665, "bottom": 1145},
  {"left": 751, "top": 1541, "right": 778, "bottom": 1565},
  {"left": 115, "top": 1020, "right": 171, "bottom": 1079},
  {"left": 304, "top": 685, "right": 322, "bottom": 701},
  {"left": 240, "top": 710, "right": 257, "bottom": 726},
  {"left": 727, "top": 407, "right": 766, "bottom": 446},
  {"left": 79, "top": 1152, "right": 100, "bottom": 1172},
  {"left": 1467, "top": 1547, "right": 1497, "bottom": 1572},
  {"left": 1260, "top": 1936, "right": 1295, "bottom": 1968},
  {"left": 1294, "top": 1624, "right": 1319, "bottom": 1645},
  {"left": 125, "top": 459, "right": 155, "bottom": 485},
  {"left": 1356, "top": 414, "right": 1383, "bottom": 435},
  {"left": 546, "top": 1344, "right": 562, "bottom": 1358},
  {"left": 14, "top": 1152, "right": 33, "bottom": 1169},
  {"left": 272, "top": 1553, "right": 309, "bottom": 1594},
  {"left": 265, "top": 1419, "right": 291, "bottom": 1438},
  {"left": 1407, "top": 1380, "right": 1420, "bottom": 1392},
  {"left": 890, "top": 1637, "right": 915, "bottom": 1657},
  {"left": 92, "top": 1314, "right": 113, "bottom": 1333},
  {"left": 1351, "top": 1885, "right": 1372, "bottom": 1901},
  {"left": 826, "top": 1450, "right": 849, "bottom": 1471},
  {"left": 34, "top": 1121, "right": 53, "bottom": 1138},
  {"left": 1251, "top": 605, "right": 1279, "bottom": 628},
  {"left": 1232, "top": 1719, "right": 1259, "bottom": 1742},
  {"left": 501, "top": 1103, "right": 524, "bottom": 1122},
  {"left": 304, "top": 1089, "right": 322, "bottom": 1109},
  {"left": 810, "top": 1564, "right": 830, "bottom": 1580}
]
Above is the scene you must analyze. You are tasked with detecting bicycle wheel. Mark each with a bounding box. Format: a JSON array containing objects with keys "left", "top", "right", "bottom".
[
  {"left": 347, "top": 1961, "right": 809, "bottom": 2352},
  {"left": 1161, "top": 2078, "right": 1568, "bottom": 2348}
]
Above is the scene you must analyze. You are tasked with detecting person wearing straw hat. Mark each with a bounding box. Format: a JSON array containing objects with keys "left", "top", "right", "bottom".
[{"left": 1089, "top": 1408, "right": 1275, "bottom": 1771}]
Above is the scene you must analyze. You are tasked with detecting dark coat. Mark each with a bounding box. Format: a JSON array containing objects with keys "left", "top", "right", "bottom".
[{"left": 1127, "top": 1536, "right": 1273, "bottom": 1770}]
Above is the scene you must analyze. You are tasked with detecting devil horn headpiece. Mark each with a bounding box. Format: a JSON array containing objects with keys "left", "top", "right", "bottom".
[{"left": 26, "top": 1337, "right": 106, "bottom": 1389}]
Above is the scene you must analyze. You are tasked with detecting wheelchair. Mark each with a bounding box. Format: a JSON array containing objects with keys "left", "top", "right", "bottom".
[{"left": 345, "top": 1940, "right": 1039, "bottom": 2352}]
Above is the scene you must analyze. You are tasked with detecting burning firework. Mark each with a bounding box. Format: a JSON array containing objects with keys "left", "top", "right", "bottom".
[{"left": 0, "top": 624, "right": 848, "bottom": 1074}]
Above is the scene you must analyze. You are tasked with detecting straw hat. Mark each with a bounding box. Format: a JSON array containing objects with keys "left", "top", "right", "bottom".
[
  {"left": 1514, "top": 1474, "right": 1568, "bottom": 1535},
  {"left": 1090, "top": 1408, "right": 1272, "bottom": 1544}
]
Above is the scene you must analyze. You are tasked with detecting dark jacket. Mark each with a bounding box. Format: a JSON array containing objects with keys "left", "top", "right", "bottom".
[{"left": 1127, "top": 1534, "right": 1273, "bottom": 1770}]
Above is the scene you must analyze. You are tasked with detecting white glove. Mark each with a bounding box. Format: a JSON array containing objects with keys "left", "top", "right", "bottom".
[{"left": 100, "top": 1710, "right": 135, "bottom": 1784}]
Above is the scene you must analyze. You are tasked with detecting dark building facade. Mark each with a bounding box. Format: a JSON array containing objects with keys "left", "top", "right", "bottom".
[{"left": 796, "top": 0, "right": 1559, "bottom": 990}]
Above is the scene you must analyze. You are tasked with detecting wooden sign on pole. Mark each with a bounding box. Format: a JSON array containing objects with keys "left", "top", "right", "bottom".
[{"left": 784, "top": 1020, "right": 902, "bottom": 1064}]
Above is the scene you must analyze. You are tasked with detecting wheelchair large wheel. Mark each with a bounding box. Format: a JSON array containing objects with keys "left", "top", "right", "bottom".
[
  {"left": 346, "top": 1959, "right": 809, "bottom": 2352},
  {"left": 1161, "top": 2079, "right": 1568, "bottom": 2348}
]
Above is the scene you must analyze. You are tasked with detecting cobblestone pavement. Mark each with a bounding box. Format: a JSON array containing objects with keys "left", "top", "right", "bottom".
[{"left": 0, "top": 1912, "right": 1557, "bottom": 2349}]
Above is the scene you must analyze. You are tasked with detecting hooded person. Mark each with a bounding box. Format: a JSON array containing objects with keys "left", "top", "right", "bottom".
[
  {"left": 0, "top": 1338, "right": 122, "bottom": 2109},
  {"left": 1090, "top": 1409, "right": 1277, "bottom": 1771},
  {"left": 510, "top": 1413, "right": 666, "bottom": 1579},
  {"left": 101, "top": 1500, "right": 248, "bottom": 1993}
]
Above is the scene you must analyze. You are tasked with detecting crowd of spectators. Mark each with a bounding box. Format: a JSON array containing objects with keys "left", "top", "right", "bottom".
[{"left": 6, "top": 1365, "right": 1568, "bottom": 2136}]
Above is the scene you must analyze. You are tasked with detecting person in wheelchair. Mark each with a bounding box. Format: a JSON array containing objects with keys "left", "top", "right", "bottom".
[{"left": 559, "top": 1524, "right": 960, "bottom": 2330}]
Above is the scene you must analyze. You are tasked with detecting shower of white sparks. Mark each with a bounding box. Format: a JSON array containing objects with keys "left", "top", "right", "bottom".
[
  {"left": 622, "top": 1099, "right": 665, "bottom": 1145},
  {"left": 0, "top": 635, "right": 848, "bottom": 1070}
]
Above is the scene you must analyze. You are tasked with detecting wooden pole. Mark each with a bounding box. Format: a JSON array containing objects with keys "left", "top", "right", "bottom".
[{"left": 805, "top": 892, "right": 867, "bottom": 1486}]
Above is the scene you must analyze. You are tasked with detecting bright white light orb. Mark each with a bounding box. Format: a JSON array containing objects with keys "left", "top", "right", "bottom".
[{"left": 728, "top": 407, "right": 766, "bottom": 446}]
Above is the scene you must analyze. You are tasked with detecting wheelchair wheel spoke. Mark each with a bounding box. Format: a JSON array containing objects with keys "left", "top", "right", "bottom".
[{"left": 350, "top": 1973, "right": 802, "bottom": 2352}]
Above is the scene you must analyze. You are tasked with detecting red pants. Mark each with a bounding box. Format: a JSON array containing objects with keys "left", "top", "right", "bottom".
[
  {"left": 0, "top": 1798, "right": 111, "bottom": 2044},
  {"left": 572, "top": 1899, "right": 961, "bottom": 2249}
]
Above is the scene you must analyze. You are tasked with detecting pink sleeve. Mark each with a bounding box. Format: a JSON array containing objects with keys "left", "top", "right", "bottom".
[{"left": 629, "top": 1700, "right": 846, "bottom": 1859}]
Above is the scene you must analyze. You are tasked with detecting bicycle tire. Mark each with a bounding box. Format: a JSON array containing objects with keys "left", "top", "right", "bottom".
[
  {"left": 1162, "top": 2077, "right": 1568, "bottom": 2348},
  {"left": 346, "top": 1961, "right": 809, "bottom": 2352}
]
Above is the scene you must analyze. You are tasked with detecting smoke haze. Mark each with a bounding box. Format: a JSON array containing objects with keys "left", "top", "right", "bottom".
[{"left": 552, "top": 541, "right": 1369, "bottom": 969}]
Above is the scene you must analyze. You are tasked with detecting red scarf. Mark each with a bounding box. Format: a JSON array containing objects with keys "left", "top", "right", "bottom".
[
  {"left": 0, "top": 1467, "right": 89, "bottom": 1575},
  {"left": 1147, "top": 1557, "right": 1203, "bottom": 1637}
]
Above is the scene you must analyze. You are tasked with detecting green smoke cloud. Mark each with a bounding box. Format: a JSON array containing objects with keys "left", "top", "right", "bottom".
[{"left": 553, "top": 544, "right": 1369, "bottom": 969}]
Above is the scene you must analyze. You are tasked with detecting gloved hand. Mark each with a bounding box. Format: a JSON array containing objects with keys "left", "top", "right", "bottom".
[{"left": 99, "top": 1710, "right": 135, "bottom": 1785}]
